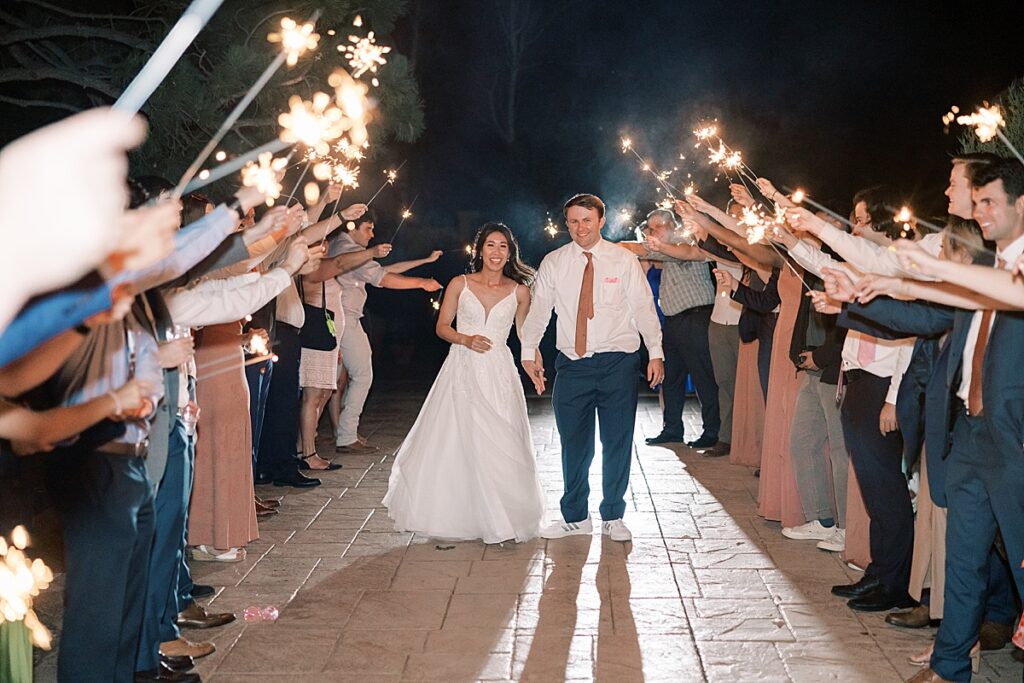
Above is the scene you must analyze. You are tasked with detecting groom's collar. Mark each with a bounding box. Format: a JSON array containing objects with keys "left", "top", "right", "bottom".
[{"left": 568, "top": 237, "right": 608, "bottom": 257}]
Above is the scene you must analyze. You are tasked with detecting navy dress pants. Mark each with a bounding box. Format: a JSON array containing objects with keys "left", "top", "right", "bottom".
[
  {"left": 840, "top": 370, "right": 912, "bottom": 595},
  {"left": 55, "top": 451, "right": 154, "bottom": 683},
  {"left": 932, "top": 413, "right": 1024, "bottom": 682},
  {"left": 246, "top": 356, "right": 273, "bottom": 475},
  {"left": 257, "top": 324, "right": 302, "bottom": 479},
  {"left": 661, "top": 306, "right": 720, "bottom": 441},
  {"left": 552, "top": 351, "right": 640, "bottom": 523}
]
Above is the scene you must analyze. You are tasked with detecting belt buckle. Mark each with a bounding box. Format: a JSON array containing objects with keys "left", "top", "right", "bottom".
[{"left": 134, "top": 438, "right": 150, "bottom": 458}]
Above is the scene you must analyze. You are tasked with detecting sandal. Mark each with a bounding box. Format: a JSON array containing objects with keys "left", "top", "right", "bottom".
[
  {"left": 189, "top": 545, "right": 246, "bottom": 563},
  {"left": 297, "top": 453, "right": 342, "bottom": 471}
]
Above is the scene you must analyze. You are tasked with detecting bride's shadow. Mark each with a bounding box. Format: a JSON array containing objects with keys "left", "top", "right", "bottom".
[{"left": 518, "top": 535, "right": 643, "bottom": 681}]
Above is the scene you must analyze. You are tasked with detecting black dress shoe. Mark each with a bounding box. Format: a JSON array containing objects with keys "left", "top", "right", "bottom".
[
  {"left": 297, "top": 454, "right": 342, "bottom": 471},
  {"left": 831, "top": 574, "right": 881, "bottom": 599},
  {"left": 190, "top": 584, "right": 215, "bottom": 599},
  {"left": 686, "top": 434, "right": 719, "bottom": 449},
  {"left": 134, "top": 662, "right": 200, "bottom": 682},
  {"left": 161, "top": 654, "right": 194, "bottom": 672},
  {"left": 645, "top": 432, "right": 683, "bottom": 445},
  {"left": 253, "top": 472, "right": 272, "bottom": 485},
  {"left": 272, "top": 471, "right": 322, "bottom": 488},
  {"left": 847, "top": 586, "right": 916, "bottom": 612}
]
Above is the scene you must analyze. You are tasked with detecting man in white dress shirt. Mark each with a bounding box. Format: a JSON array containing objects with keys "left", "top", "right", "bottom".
[{"left": 521, "top": 194, "right": 664, "bottom": 542}]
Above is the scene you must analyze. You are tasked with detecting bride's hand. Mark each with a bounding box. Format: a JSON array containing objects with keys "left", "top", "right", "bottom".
[
  {"left": 521, "top": 350, "right": 545, "bottom": 395},
  {"left": 464, "top": 334, "right": 492, "bottom": 353}
]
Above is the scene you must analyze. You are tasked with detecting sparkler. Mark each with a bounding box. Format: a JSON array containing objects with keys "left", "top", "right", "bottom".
[
  {"left": 365, "top": 162, "right": 406, "bottom": 206},
  {"left": 544, "top": 214, "right": 559, "bottom": 237},
  {"left": 390, "top": 197, "right": 418, "bottom": 242},
  {"left": 278, "top": 93, "right": 347, "bottom": 156},
  {"left": 0, "top": 526, "right": 54, "bottom": 650},
  {"left": 267, "top": 17, "right": 321, "bottom": 66},
  {"left": 241, "top": 152, "right": 287, "bottom": 206},
  {"left": 113, "top": 0, "right": 224, "bottom": 115},
  {"left": 946, "top": 103, "right": 1024, "bottom": 167},
  {"left": 174, "top": 11, "right": 322, "bottom": 196},
  {"left": 182, "top": 138, "right": 292, "bottom": 194},
  {"left": 620, "top": 136, "right": 679, "bottom": 198},
  {"left": 340, "top": 31, "right": 392, "bottom": 79},
  {"left": 248, "top": 332, "right": 269, "bottom": 357}
]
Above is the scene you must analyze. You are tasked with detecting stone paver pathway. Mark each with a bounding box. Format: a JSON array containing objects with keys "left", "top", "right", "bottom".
[{"left": 179, "top": 391, "right": 1021, "bottom": 682}]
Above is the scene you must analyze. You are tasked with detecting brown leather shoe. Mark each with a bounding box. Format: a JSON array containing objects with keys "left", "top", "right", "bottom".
[
  {"left": 886, "top": 604, "right": 931, "bottom": 629},
  {"left": 176, "top": 601, "right": 236, "bottom": 629},
  {"left": 979, "top": 620, "right": 1013, "bottom": 650},
  {"left": 905, "top": 668, "right": 952, "bottom": 683},
  {"left": 159, "top": 637, "right": 215, "bottom": 659},
  {"left": 255, "top": 499, "right": 278, "bottom": 518},
  {"left": 255, "top": 495, "right": 281, "bottom": 509},
  {"left": 335, "top": 440, "right": 377, "bottom": 454}
]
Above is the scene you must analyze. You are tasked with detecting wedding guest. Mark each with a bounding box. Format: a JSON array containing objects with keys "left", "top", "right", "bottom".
[
  {"left": 330, "top": 213, "right": 441, "bottom": 454},
  {"left": 639, "top": 208, "right": 720, "bottom": 450}
]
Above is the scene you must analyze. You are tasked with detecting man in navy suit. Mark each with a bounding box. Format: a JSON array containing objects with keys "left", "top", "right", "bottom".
[{"left": 839, "top": 159, "right": 1024, "bottom": 683}]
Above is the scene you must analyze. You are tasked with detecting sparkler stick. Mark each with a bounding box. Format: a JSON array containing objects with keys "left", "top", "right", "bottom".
[
  {"left": 285, "top": 161, "right": 311, "bottom": 204},
  {"left": 173, "top": 11, "right": 322, "bottom": 197},
  {"left": 181, "top": 138, "right": 293, "bottom": 194},
  {"left": 113, "top": 0, "right": 224, "bottom": 115},
  {"left": 389, "top": 195, "right": 419, "bottom": 243},
  {"left": 366, "top": 161, "right": 406, "bottom": 206},
  {"left": 197, "top": 353, "right": 276, "bottom": 383},
  {"left": 620, "top": 137, "right": 679, "bottom": 198}
]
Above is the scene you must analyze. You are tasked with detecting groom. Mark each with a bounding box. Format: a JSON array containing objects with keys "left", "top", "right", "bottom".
[{"left": 521, "top": 193, "right": 665, "bottom": 542}]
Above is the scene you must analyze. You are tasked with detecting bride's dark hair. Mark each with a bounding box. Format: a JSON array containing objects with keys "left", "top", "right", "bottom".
[{"left": 469, "top": 222, "right": 536, "bottom": 285}]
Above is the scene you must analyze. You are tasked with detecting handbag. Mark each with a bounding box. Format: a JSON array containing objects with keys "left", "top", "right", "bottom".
[{"left": 298, "top": 280, "right": 337, "bottom": 351}]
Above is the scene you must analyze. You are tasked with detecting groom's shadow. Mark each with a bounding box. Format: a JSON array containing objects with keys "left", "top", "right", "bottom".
[{"left": 518, "top": 536, "right": 643, "bottom": 681}]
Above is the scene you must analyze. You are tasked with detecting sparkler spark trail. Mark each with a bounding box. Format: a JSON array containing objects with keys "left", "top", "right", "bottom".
[
  {"left": 366, "top": 160, "right": 406, "bottom": 206},
  {"left": 619, "top": 136, "right": 679, "bottom": 198},
  {"left": 242, "top": 152, "right": 287, "bottom": 205},
  {"left": 544, "top": 214, "right": 559, "bottom": 237},
  {"left": 267, "top": 17, "right": 320, "bottom": 66},
  {"left": 340, "top": 31, "right": 392, "bottom": 79}
]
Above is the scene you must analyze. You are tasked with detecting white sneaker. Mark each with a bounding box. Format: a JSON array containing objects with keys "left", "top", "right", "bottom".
[
  {"left": 816, "top": 528, "right": 846, "bottom": 553},
  {"left": 540, "top": 516, "right": 593, "bottom": 539},
  {"left": 601, "top": 519, "right": 632, "bottom": 543},
  {"left": 781, "top": 520, "right": 833, "bottom": 541}
]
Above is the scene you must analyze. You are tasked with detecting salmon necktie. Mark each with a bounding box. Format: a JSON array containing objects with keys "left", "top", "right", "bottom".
[
  {"left": 967, "top": 257, "right": 1004, "bottom": 416},
  {"left": 575, "top": 251, "right": 594, "bottom": 357}
]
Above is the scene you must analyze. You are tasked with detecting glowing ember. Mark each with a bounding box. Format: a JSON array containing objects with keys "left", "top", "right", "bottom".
[
  {"left": 214, "top": 150, "right": 227, "bottom": 162},
  {"left": 544, "top": 215, "right": 558, "bottom": 237},
  {"left": 329, "top": 69, "right": 371, "bottom": 146},
  {"left": 249, "top": 333, "right": 269, "bottom": 356},
  {"left": 620, "top": 137, "right": 633, "bottom": 153},
  {"left": 341, "top": 31, "right": 392, "bottom": 79},
  {"left": 401, "top": 209, "right": 412, "bottom": 220},
  {"left": 791, "top": 189, "right": 806, "bottom": 204},
  {"left": 895, "top": 206, "right": 913, "bottom": 223},
  {"left": 303, "top": 182, "right": 320, "bottom": 205},
  {"left": 953, "top": 104, "right": 1005, "bottom": 143},
  {"left": 332, "top": 164, "right": 360, "bottom": 188},
  {"left": 464, "top": 244, "right": 473, "bottom": 254},
  {"left": 267, "top": 17, "right": 320, "bottom": 67},
  {"left": 694, "top": 123, "right": 719, "bottom": 140},
  {"left": 0, "top": 526, "right": 54, "bottom": 649},
  {"left": 241, "top": 152, "right": 287, "bottom": 206},
  {"left": 740, "top": 206, "right": 768, "bottom": 244}
]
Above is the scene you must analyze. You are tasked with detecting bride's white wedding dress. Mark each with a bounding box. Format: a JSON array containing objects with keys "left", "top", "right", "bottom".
[{"left": 383, "top": 276, "right": 545, "bottom": 543}]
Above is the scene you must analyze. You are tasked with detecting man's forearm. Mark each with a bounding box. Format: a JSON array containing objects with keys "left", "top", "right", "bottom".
[{"left": 307, "top": 249, "right": 374, "bottom": 282}]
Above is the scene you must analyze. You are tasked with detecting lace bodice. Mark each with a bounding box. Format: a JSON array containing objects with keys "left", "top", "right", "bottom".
[{"left": 456, "top": 276, "right": 518, "bottom": 341}]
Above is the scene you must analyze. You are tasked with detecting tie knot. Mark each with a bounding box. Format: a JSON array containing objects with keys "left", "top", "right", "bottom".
[
  {"left": 997, "top": 256, "right": 1007, "bottom": 270},
  {"left": 583, "top": 251, "right": 593, "bottom": 262}
]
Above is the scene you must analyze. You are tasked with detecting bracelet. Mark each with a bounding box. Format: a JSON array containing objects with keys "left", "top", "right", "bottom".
[
  {"left": 107, "top": 390, "right": 124, "bottom": 417},
  {"left": 226, "top": 196, "right": 245, "bottom": 221}
]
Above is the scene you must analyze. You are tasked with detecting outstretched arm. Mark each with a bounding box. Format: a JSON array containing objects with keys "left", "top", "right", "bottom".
[{"left": 384, "top": 250, "right": 442, "bottom": 274}]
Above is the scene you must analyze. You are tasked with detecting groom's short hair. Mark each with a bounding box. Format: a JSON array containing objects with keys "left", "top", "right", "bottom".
[{"left": 563, "top": 193, "right": 605, "bottom": 219}]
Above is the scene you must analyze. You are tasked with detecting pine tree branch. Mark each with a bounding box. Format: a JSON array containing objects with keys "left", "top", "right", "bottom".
[
  {"left": 0, "top": 67, "right": 120, "bottom": 100},
  {"left": 13, "top": 0, "right": 167, "bottom": 24},
  {"left": 0, "top": 94, "right": 81, "bottom": 113},
  {"left": 0, "top": 26, "right": 153, "bottom": 51}
]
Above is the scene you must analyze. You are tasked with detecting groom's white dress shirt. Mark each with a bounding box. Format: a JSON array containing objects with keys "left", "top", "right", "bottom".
[{"left": 521, "top": 238, "right": 664, "bottom": 362}]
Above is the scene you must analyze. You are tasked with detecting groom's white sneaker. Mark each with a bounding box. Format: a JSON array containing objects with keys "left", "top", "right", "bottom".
[
  {"left": 540, "top": 516, "right": 593, "bottom": 539},
  {"left": 602, "top": 519, "right": 632, "bottom": 542}
]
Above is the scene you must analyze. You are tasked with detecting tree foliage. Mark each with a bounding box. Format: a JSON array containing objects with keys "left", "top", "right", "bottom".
[{"left": 0, "top": 0, "right": 424, "bottom": 183}]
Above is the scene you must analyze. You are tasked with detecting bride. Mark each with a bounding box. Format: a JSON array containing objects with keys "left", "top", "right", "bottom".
[{"left": 383, "top": 222, "right": 545, "bottom": 543}]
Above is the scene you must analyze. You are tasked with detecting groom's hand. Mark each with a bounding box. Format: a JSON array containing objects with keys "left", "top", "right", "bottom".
[
  {"left": 647, "top": 358, "right": 665, "bottom": 389},
  {"left": 522, "top": 351, "right": 545, "bottom": 395}
]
